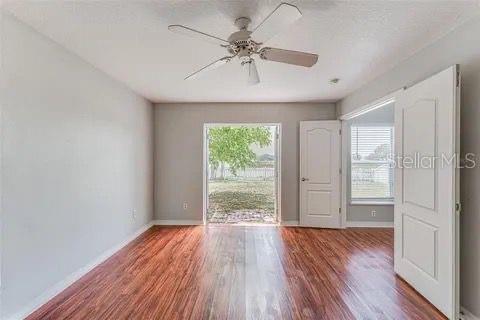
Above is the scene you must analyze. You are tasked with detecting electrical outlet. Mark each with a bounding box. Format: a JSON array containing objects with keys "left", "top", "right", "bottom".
[
  {"left": 371, "top": 210, "right": 376, "bottom": 217},
  {"left": 183, "top": 202, "right": 188, "bottom": 210}
]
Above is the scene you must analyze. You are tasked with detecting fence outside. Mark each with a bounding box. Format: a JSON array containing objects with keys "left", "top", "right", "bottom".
[{"left": 209, "top": 167, "right": 275, "bottom": 180}]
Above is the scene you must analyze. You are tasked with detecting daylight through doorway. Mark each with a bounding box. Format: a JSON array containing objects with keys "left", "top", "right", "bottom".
[{"left": 206, "top": 124, "right": 278, "bottom": 225}]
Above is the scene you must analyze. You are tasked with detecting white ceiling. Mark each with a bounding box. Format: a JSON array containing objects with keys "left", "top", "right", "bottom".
[{"left": 5, "top": 1, "right": 480, "bottom": 103}]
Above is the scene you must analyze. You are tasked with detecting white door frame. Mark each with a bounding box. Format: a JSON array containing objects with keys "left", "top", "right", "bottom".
[
  {"left": 202, "top": 123, "right": 282, "bottom": 224},
  {"left": 339, "top": 90, "right": 403, "bottom": 228}
]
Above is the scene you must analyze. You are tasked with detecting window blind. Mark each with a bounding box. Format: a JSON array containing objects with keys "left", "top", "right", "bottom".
[{"left": 351, "top": 126, "right": 394, "bottom": 200}]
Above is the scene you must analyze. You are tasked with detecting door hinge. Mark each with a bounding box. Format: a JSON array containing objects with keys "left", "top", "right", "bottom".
[
  {"left": 456, "top": 202, "right": 462, "bottom": 213},
  {"left": 456, "top": 70, "right": 461, "bottom": 87},
  {"left": 339, "top": 129, "right": 342, "bottom": 135},
  {"left": 339, "top": 207, "right": 341, "bottom": 214},
  {"left": 339, "top": 168, "right": 342, "bottom": 174}
]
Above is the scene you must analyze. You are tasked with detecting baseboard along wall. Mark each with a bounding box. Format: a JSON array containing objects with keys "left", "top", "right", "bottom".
[
  {"left": 345, "top": 221, "right": 394, "bottom": 228},
  {"left": 9, "top": 222, "right": 154, "bottom": 320}
]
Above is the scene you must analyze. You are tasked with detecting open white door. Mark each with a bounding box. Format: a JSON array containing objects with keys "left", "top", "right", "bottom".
[
  {"left": 394, "top": 66, "right": 460, "bottom": 319},
  {"left": 299, "top": 121, "right": 341, "bottom": 228}
]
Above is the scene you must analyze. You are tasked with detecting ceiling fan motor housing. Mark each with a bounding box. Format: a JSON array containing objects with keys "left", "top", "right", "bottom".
[{"left": 227, "top": 30, "right": 259, "bottom": 59}]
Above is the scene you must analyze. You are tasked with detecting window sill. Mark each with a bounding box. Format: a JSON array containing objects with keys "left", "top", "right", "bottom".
[{"left": 350, "top": 201, "right": 394, "bottom": 206}]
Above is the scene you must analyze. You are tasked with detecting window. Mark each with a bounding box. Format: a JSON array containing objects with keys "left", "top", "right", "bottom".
[{"left": 350, "top": 126, "right": 394, "bottom": 203}]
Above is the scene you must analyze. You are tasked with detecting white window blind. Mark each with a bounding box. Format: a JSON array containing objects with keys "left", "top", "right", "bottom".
[{"left": 350, "top": 126, "right": 394, "bottom": 201}]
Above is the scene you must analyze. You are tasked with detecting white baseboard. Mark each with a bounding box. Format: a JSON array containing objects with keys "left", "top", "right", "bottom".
[
  {"left": 345, "top": 221, "right": 394, "bottom": 228},
  {"left": 153, "top": 219, "right": 203, "bottom": 226},
  {"left": 461, "top": 307, "right": 480, "bottom": 320},
  {"left": 7, "top": 221, "right": 154, "bottom": 320},
  {"left": 280, "top": 220, "right": 299, "bottom": 226}
]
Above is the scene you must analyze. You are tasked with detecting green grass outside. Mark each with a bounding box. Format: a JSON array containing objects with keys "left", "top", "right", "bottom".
[{"left": 207, "top": 180, "right": 275, "bottom": 223}]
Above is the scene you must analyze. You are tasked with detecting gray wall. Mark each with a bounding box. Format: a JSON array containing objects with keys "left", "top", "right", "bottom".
[
  {"left": 0, "top": 15, "right": 154, "bottom": 319},
  {"left": 346, "top": 104, "right": 394, "bottom": 223},
  {"left": 154, "top": 103, "right": 336, "bottom": 223},
  {"left": 337, "top": 16, "right": 480, "bottom": 318}
]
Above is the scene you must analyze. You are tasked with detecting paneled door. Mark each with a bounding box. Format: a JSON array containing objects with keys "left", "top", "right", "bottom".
[
  {"left": 394, "top": 65, "right": 460, "bottom": 319},
  {"left": 299, "top": 121, "right": 341, "bottom": 228}
]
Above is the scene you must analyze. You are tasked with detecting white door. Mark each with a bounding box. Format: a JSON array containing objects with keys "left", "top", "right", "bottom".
[
  {"left": 299, "top": 121, "right": 341, "bottom": 228},
  {"left": 394, "top": 65, "right": 460, "bottom": 319},
  {"left": 273, "top": 125, "right": 280, "bottom": 223}
]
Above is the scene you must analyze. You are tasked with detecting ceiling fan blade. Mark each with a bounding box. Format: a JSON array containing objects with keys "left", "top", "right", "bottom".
[
  {"left": 244, "top": 59, "right": 260, "bottom": 85},
  {"left": 251, "top": 3, "right": 302, "bottom": 44},
  {"left": 259, "top": 47, "right": 318, "bottom": 67},
  {"left": 185, "top": 56, "right": 233, "bottom": 80},
  {"left": 168, "top": 25, "right": 229, "bottom": 46}
]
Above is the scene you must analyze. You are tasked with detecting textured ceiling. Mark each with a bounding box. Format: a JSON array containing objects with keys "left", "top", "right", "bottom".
[{"left": 4, "top": 0, "right": 480, "bottom": 103}]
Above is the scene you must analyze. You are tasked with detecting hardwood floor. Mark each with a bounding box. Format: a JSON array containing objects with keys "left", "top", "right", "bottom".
[{"left": 27, "top": 226, "right": 446, "bottom": 320}]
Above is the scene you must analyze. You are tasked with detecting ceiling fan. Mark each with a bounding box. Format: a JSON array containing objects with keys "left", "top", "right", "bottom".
[{"left": 168, "top": 2, "right": 318, "bottom": 85}]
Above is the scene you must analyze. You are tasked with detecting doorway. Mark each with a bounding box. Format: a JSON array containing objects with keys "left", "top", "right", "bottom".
[{"left": 203, "top": 124, "right": 281, "bottom": 225}]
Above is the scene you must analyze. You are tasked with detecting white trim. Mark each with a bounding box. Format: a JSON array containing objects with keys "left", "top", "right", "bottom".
[
  {"left": 341, "top": 120, "right": 348, "bottom": 228},
  {"left": 349, "top": 121, "right": 395, "bottom": 127},
  {"left": 7, "top": 222, "right": 154, "bottom": 320},
  {"left": 202, "top": 123, "right": 282, "bottom": 224},
  {"left": 204, "top": 122, "right": 282, "bottom": 128},
  {"left": 275, "top": 125, "right": 282, "bottom": 223},
  {"left": 202, "top": 125, "right": 209, "bottom": 225},
  {"left": 339, "top": 89, "right": 402, "bottom": 120},
  {"left": 279, "top": 220, "right": 299, "bottom": 226},
  {"left": 461, "top": 307, "right": 480, "bottom": 320},
  {"left": 345, "top": 221, "right": 394, "bottom": 228},
  {"left": 350, "top": 201, "right": 394, "bottom": 206},
  {"left": 1, "top": 100, "right": 3, "bottom": 290},
  {"left": 455, "top": 65, "right": 462, "bottom": 320},
  {"left": 153, "top": 220, "right": 203, "bottom": 226}
]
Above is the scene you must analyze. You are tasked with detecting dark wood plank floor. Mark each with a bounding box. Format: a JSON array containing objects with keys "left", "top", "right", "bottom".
[{"left": 27, "top": 226, "right": 446, "bottom": 320}]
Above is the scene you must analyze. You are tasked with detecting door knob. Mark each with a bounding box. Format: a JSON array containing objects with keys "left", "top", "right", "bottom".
[{"left": 301, "top": 177, "right": 309, "bottom": 181}]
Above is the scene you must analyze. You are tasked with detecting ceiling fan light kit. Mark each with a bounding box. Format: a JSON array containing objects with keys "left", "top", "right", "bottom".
[
  {"left": 243, "top": 58, "right": 260, "bottom": 85},
  {"left": 168, "top": 2, "right": 318, "bottom": 85}
]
